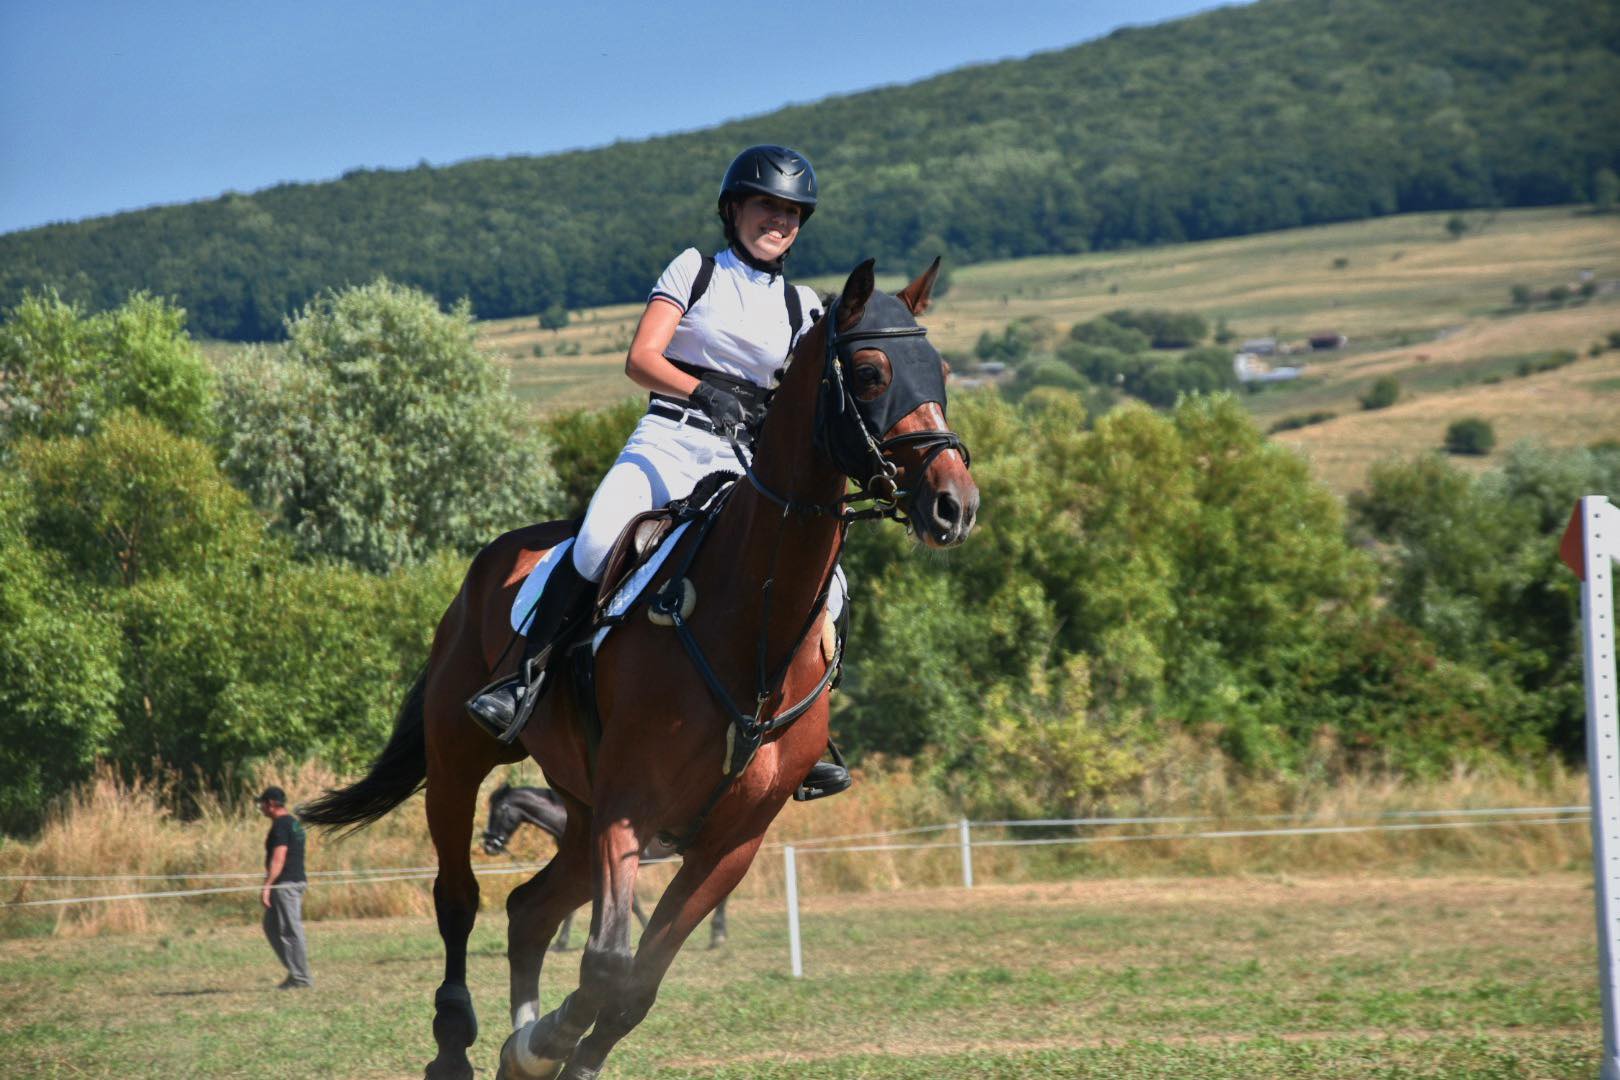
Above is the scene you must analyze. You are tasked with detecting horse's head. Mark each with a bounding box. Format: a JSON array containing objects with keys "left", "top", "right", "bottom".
[
  {"left": 481, "top": 784, "right": 520, "bottom": 855},
  {"left": 816, "top": 259, "right": 978, "bottom": 547}
]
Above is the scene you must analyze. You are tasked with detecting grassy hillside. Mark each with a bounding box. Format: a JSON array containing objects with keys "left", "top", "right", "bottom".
[{"left": 479, "top": 206, "right": 1620, "bottom": 493}]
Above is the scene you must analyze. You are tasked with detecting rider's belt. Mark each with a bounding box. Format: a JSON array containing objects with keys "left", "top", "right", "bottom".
[
  {"left": 648, "top": 396, "right": 717, "bottom": 433},
  {"left": 663, "top": 359, "right": 771, "bottom": 413}
]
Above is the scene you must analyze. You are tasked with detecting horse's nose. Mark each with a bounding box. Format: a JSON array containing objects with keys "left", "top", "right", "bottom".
[{"left": 927, "top": 485, "right": 977, "bottom": 546}]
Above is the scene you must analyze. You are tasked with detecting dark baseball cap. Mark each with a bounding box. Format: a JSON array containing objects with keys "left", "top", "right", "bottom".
[{"left": 256, "top": 786, "right": 287, "bottom": 806}]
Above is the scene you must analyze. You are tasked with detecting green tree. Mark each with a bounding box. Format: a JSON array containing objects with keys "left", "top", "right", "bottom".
[
  {"left": 1069, "top": 316, "right": 1151, "bottom": 353},
  {"left": 216, "top": 278, "right": 561, "bottom": 572},
  {"left": 1102, "top": 309, "right": 1207, "bottom": 349},
  {"left": 0, "top": 476, "right": 122, "bottom": 834},
  {"left": 1349, "top": 445, "right": 1620, "bottom": 756},
  {"left": 0, "top": 290, "right": 214, "bottom": 448},
  {"left": 15, "top": 413, "right": 262, "bottom": 588},
  {"left": 1444, "top": 417, "right": 1496, "bottom": 455},
  {"left": 1594, "top": 167, "right": 1619, "bottom": 212},
  {"left": 539, "top": 302, "right": 570, "bottom": 331},
  {"left": 1360, "top": 377, "right": 1401, "bottom": 410}
]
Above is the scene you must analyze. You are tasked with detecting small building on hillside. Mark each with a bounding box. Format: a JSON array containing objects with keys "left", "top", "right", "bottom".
[
  {"left": 1240, "top": 337, "right": 1278, "bottom": 356},
  {"left": 1234, "top": 352, "right": 1301, "bottom": 384},
  {"left": 1309, "top": 331, "right": 1348, "bottom": 350}
]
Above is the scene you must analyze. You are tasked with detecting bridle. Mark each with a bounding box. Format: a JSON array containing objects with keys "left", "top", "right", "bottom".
[{"left": 740, "top": 292, "right": 969, "bottom": 524}]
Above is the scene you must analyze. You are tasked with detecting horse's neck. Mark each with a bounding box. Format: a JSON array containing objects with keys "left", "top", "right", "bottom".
[
  {"left": 705, "top": 325, "right": 845, "bottom": 654},
  {"left": 512, "top": 789, "right": 559, "bottom": 826}
]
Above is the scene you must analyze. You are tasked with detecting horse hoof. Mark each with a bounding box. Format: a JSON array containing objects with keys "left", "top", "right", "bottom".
[
  {"left": 498, "top": 1023, "right": 565, "bottom": 1080},
  {"left": 423, "top": 1054, "right": 474, "bottom": 1080}
]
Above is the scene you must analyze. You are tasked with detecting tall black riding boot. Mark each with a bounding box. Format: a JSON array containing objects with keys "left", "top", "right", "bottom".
[{"left": 467, "top": 557, "right": 594, "bottom": 740}]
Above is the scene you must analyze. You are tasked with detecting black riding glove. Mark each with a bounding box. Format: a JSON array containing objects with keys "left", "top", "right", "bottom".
[{"left": 688, "top": 381, "right": 747, "bottom": 438}]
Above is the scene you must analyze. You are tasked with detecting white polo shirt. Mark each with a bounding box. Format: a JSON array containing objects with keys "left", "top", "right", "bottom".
[{"left": 649, "top": 247, "right": 822, "bottom": 389}]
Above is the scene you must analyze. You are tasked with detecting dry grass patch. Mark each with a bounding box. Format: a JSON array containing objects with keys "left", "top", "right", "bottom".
[{"left": 1275, "top": 346, "right": 1620, "bottom": 492}]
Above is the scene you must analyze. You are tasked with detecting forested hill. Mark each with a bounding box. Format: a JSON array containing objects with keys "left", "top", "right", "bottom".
[{"left": 4, "top": 0, "right": 1617, "bottom": 341}]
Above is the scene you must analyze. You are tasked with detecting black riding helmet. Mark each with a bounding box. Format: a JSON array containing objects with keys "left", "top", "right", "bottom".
[{"left": 717, "top": 145, "right": 818, "bottom": 228}]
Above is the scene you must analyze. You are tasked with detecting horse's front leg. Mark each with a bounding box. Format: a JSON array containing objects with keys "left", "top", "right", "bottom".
[
  {"left": 500, "top": 814, "right": 644, "bottom": 1080},
  {"left": 560, "top": 834, "right": 761, "bottom": 1079}
]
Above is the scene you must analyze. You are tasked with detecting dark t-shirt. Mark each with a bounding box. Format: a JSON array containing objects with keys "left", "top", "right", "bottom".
[{"left": 264, "top": 814, "right": 307, "bottom": 884}]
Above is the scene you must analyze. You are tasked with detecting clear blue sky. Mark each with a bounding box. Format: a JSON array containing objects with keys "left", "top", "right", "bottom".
[{"left": 1, "top": 0, "right": 1236, "bottom": 236}]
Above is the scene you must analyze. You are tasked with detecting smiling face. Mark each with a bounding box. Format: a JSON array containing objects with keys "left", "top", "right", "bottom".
[{"left": 730, "top": 193, "right": 803, "bottom": 262}]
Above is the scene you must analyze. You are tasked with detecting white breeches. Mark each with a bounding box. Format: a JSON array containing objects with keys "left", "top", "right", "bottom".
[
  {"left": 570, "top": 406, "right": 847, "bottom": 622},
  {"left": 572, "top": 409, "right": 742, "bottom": 582}
]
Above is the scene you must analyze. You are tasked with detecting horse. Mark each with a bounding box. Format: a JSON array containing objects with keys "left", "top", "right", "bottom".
[
  {"left": 300, "top": 257, "right": 977, "bottom": 1080},
  {"left": 480, "top": 783, "right": 728, "bottom": 951}
]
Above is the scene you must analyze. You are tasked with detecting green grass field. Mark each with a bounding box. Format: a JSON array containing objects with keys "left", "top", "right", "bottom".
[{"left": 4, "top": 873, "right": 1598, "bottom": 1078}]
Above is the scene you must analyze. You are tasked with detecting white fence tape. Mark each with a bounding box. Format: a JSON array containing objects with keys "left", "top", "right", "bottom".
[{"left": 1, "top": 807, "right": 1589, "bottom": 911}]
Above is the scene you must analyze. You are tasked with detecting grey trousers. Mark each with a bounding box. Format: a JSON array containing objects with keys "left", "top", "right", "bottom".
[{"left": 263, "top": 881, "right": 312, "bottom": 986}]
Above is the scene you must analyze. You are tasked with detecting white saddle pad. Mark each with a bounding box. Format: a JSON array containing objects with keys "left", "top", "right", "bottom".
[
  {"left": 509, "top": 538, "right": 576, "bottom": 634},
  {"left": 511, "top": 526, "right": 846, "bottom": 654}
]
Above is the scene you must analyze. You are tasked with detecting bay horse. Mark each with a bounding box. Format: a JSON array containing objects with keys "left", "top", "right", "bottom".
[
  {"left": 480, "top": 783, "right": 728, "bottom": 950},
  {"left": 301, "top": 258, "right": 977, "bottom": 1080}
]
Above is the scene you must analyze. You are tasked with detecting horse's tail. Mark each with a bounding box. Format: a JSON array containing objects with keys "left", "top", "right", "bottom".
[{"left": 299, "top": 667, "right": 429, "bottom": 834}]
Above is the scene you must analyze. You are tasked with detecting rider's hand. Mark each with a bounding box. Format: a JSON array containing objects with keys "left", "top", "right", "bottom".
[{"left": 688, "top": 382, "right": 747, "bottom": 438}]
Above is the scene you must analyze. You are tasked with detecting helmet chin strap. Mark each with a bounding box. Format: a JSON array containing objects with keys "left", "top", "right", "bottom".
[{"left": 728, "top": 238, "right": 786, "bottom": 277}]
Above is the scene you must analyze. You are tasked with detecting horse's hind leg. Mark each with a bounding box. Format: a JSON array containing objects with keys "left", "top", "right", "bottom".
[
  {"left": 708, "top": 897, "right": 728, "bottom": 949},
  {"left": 506, "top": 793, "right": 592, "bottom": 1028},
  {"left": 424, "top": 742, "right": 501, "bottom": 1080}
]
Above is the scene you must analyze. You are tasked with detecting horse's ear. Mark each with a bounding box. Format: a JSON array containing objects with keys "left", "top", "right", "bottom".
[
  {"left": 897, "top": 256, "right": 942, "bottom": 316},
  {"left": 837, "top": 259, "right": 876, "bottom": 332},
  {"left": 492, "top": 783, "right": 510, "bottom": 801}
]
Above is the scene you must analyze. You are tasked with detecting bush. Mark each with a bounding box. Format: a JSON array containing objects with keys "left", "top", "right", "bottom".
[
  {"left": 1069, "top": 316, "right": 1151, "bottom": 353},
  {"left": 1359, "top": 377, "right": 1401, "bottom": 410},
  {"left": 215, "top": 278, "right": 560, "bottom": 572},
  {"left": 0, "top": 290, "right": 214, "bottom": 448},
  {"left": 1444, "top": 417, "right": 1496, "bottom": 455},
  {"left": 1019, "top": 359, "right": 1087, "bottom": 392},
  {"left": 539, "top": 303, "right": 570, "bottom": 331},
  {"left": 1268, "top": 410, "right": 1337, "bottom": 433},
  {"left": 1510, "top": 284, "right": 1533, "bottom": 306},
  {"left": 0, "top": 477, "right": 122, "bottom": 834},
  {"left": 1102, "top": 309, "right": 1207, "bottom": 349}
]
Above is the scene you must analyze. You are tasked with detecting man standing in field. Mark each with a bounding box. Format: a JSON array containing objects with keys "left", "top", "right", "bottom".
[{"left": 257, "top": 786, "right": 313, "bottom": 989}]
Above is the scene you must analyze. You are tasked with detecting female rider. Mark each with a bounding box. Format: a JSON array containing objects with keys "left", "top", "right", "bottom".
[{"left": 468, "top": 144, "right": 850, "bottom": 800}]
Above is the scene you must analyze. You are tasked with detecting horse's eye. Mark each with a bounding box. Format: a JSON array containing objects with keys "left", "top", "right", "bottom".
[{"left": 852, "top": 352, "right": 892, "bottom": 400}]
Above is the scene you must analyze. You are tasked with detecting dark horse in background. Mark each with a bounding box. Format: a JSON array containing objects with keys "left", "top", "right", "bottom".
[
  {"left": 301, "top": 259, "right": 976, "bottom": 1080},
  {"left": 481, "top": 784, "right": 728, "bottom": 951}
]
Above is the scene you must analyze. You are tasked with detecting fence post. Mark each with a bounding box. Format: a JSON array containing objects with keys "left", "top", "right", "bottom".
[
  {"left": 959, "top": 818, "right": 974, "bottom": 890},
  {"left": 784, "top": 844, "right": 802, "bottom": 978},
  {"left": 1564, "top": 495, "right": 1620, "bottom": 1080}
]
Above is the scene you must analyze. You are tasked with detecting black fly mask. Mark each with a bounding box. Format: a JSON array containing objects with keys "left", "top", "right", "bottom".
[{"left": 813, "top": 290, "right": 968, "bottom": 508}]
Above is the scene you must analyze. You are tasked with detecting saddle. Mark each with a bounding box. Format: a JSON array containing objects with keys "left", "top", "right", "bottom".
[{"left": 592, "top": 469, "right": 740, "bottom": 615}]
